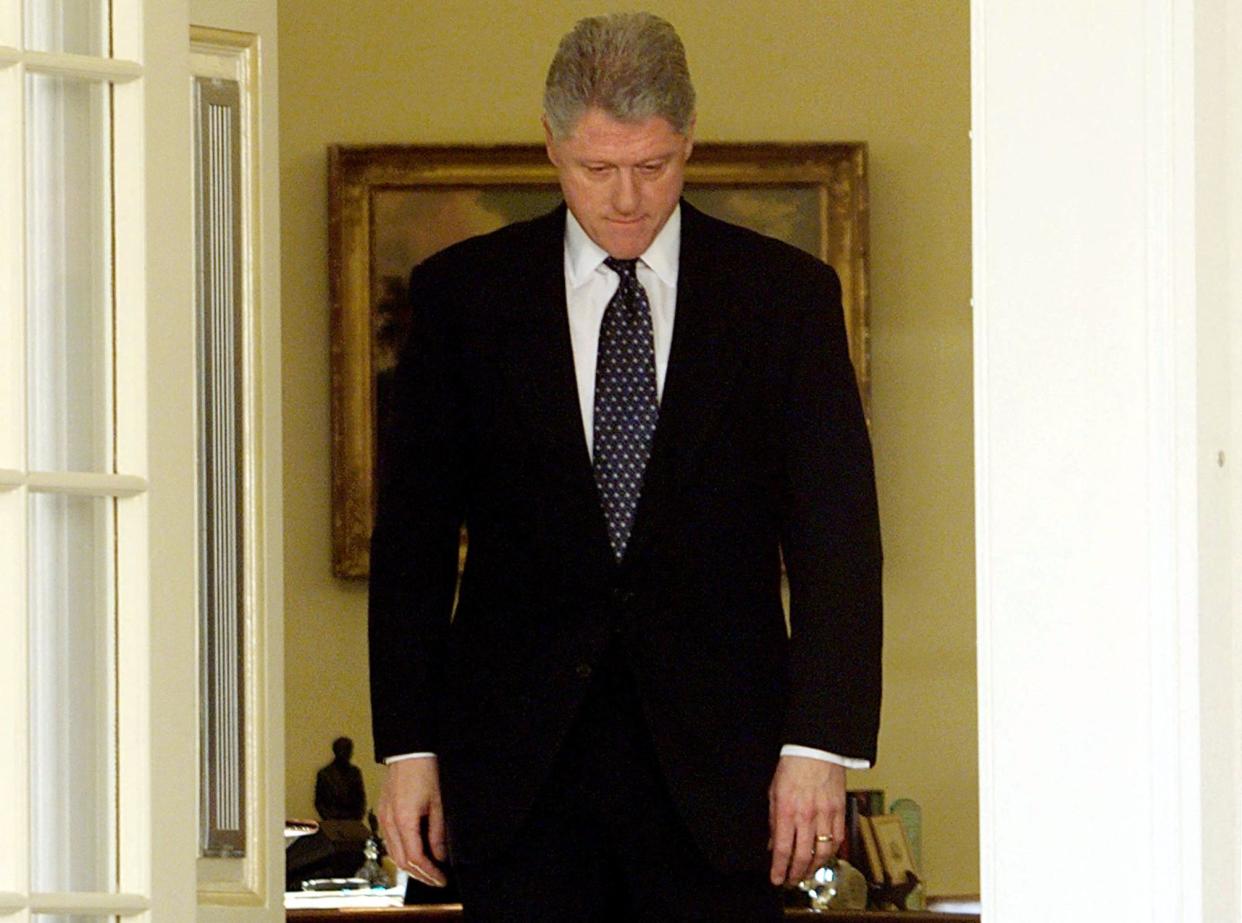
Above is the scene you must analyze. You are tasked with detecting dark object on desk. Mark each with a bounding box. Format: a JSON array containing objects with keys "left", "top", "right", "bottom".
[
  {"left": 316, "top": 736, "right": 367, "bottom": 821},
  {"left": 302, "top": 877, "right": 370, "bottom": 891},
  {"left": 286, "top": 832, "right": 335, "bottom": 892},
  {"left": 869, "top": 870, "right": 921, "bottom": 912},
  {"left": 404, "top": 870, "right": 460, "bottom": 905},
  {"left": 286, "top": 819, "right": 372, "bottom": 891}
]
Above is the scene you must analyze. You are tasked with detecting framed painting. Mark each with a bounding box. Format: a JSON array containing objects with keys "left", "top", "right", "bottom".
[{"left": 328, "top": 143, "right": 870, "bottom": 577}]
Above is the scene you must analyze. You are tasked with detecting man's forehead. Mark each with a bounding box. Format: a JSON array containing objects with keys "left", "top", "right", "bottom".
[{"left": 560, "top": 109, "right": 688, "bottom": 159}]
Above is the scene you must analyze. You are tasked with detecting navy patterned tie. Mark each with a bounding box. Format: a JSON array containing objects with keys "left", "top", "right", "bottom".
[{"left": 593, "top": 257, "right": 660, "bottom": 561}]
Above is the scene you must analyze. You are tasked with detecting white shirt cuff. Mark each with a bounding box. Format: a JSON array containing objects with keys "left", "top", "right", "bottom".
[
  {"left": 387, "top": 747, "right": 870, "bottom": 769},
  {"left": 384, "top": 752, "right": 437, "bottom": 764},
  {"left": 781, "top": 744, "right": 871, "bottom": 769}
]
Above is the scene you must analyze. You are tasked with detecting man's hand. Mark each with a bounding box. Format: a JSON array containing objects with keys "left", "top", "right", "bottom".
[
  {"left": 767, "top": 755, "right": 846, "bottom": 887},
  {"left": 376, "top": 757, "right": 448, "bottom": 887}
]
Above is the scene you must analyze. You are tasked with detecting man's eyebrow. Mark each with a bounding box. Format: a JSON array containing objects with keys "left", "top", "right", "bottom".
[{"left": 574, "top": 152, "right": 673, "bottom": 168}]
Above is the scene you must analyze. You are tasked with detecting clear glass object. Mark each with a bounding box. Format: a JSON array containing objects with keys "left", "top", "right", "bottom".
[
  {"left": 798, "top": 862, "right": 839, "bottom": 910},
  {"left": 29, "top": 493, "right": 115, "bottom": 893},
  {"left": 24, "top": 0, "right": 110, "bottom": 56},
  {"left": 25, "top": 72, "right": 112, "bottom": 472},
  {"left": 799, "top": 858, "right": 869, "bottom": 910}
]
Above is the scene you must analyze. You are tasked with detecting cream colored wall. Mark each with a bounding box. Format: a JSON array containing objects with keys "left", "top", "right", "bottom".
[{"left": 279, "top": 0, "right": 975, "bottom": 895}]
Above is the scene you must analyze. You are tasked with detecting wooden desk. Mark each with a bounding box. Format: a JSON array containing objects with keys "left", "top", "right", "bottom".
[{"left": 288, "top": 906, "right": 980, "bottom": 922}]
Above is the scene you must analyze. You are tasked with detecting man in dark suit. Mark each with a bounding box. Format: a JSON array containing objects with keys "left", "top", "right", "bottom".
[{"left": 370, "top": 12, "right": 882, "bottom": 921}]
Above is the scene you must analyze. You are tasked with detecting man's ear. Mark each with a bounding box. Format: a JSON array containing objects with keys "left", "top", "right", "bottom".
[
  {"left": 682, "top": 114, "right": 696, "bottom": 162},
  {"left": 542, "top": 115, "right": 560, "bottom": 166}
]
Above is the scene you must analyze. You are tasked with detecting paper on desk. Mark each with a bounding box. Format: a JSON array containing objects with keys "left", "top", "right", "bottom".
[{"left": 284, "top": 889, "right": 404, "bottom": 909}]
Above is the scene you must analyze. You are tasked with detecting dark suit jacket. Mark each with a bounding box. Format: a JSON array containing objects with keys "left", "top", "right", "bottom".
[{"left": 369, "top": 201, "right": 882, "bottom": 872}]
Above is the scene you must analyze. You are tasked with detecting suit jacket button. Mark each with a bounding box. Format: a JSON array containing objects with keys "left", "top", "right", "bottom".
[{"left": 575, "top": 662, "right": 592, "bottom": 679}]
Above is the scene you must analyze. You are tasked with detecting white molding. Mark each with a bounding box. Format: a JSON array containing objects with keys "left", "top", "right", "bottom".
[
  {"left": 112, "top": 5, "right": 155, "bottom": 905},
  {"left": 968, "top": 0, "right": 995, "bottom": 911},
  {"left": 27, "top": 891, "right": 150, "bottom": 913},
  {"left": 113, "top": 74, "right": 147, "bottom": 479},
  {"left": 22, "top": 49, "right": 141, "bottom": 82},
  {"left": 188, "top": 10, "right": 285, "bottom": 917},
  {"left": 191, "top": 23, "right": 262, "bottom": 904},
  {"left": 1194, "top": 0, "right": 1242, "bottom": 916},
  {"left": 1231, "top": 0, "right": 1242, "bottom": 902},
  {"left": 115, "top": 491, "right": 152, "bottom": 902},
  {"left": 26, "top": 471, "right": 148, "bottom": 496},
  {"left": 1142, "top": 0, "right": 1203, "bottom": 917},
  {"left": 141, "top": 0, "right": 202, "bottom": 912},
  {"left": 111, "top": 0, "right": 142, "bottom": 64}
]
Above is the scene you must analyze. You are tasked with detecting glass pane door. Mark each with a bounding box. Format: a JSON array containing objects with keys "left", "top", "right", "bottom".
[
  {"left": 28, "top": 492, "right": 116, "bottom": 893},
  {"left": 25, "top": 71, "right": 112, "bottom": 473},
  {"left": 23, "top": 0, "right": 111, "bottom": 56}
]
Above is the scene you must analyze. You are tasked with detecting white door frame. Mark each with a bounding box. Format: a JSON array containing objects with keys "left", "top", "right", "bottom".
[{"left": 972, "top": 0, "right": 1239, "bottom": 919}]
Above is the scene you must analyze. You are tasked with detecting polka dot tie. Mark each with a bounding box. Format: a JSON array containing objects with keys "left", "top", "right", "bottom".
[{"left": 593, "top": 257, "right": 660, "bottom": 561}]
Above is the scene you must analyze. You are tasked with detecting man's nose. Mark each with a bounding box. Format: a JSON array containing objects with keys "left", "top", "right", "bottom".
[{"left": 611, "top": 170, "right": 639, "bottom": 214}]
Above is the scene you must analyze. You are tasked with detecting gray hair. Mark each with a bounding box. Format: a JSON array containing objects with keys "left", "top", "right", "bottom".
[{"left": 543, "top": 12, "right": 696, "bottom": 139}]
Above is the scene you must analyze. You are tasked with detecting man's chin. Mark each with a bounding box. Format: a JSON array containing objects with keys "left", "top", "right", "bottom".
[
  {"left": 600, "top": 233, "right": 653, "bottom": 260},
  {"left": 588, "top": 218, "right": 653, "bottom": 260}
]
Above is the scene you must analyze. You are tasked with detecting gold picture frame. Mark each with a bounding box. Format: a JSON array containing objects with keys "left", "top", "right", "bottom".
[
  {"left": 858, "top": 811, "right": 886, "bottom": 884},
  {"left": 866, "top": 814, "right": 918, "bottom": 886},
  {"left": 328, "top": 143, "right": 870, "bottom": 578}
]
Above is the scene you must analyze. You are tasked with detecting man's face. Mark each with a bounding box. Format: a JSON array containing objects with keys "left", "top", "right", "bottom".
[{"left": 545, "top": 107, "right": 694, "bottom": 260}]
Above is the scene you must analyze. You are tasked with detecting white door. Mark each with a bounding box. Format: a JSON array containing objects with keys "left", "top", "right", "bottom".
[
  {"left": 972, "top": 0, "right": 1240, "bottom": 919},
  {"left": 0, "top": 1, "right": 282, "bottom": 920}
]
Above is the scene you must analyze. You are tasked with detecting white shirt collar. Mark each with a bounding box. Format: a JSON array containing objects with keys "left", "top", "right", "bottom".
[{"left": 565, "top": 204, "right": 681, "bottom": 289}]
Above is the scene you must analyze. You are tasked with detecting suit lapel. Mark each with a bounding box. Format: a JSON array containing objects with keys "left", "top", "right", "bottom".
[
  {"left": 626, "top": 202, "right": 744, "bottom": 561},
  {"left": 507, "top": 207, "right": 588, "bottom": 463},
  {"left": 501, "top": 206, "right": 615, "bottom": 566}
]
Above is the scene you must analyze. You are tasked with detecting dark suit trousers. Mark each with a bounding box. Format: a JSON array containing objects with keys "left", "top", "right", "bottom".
[{"left": 452, "top": 641, "right": 783, "bottom": 922}]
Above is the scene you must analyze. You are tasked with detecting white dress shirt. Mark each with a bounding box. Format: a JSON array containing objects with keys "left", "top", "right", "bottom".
[
  {"left": 388, "top": 205, "right": 869, "bottom": 771},
  {"left": 564, "top": 204, "right": 679, "bottom": 453}
]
